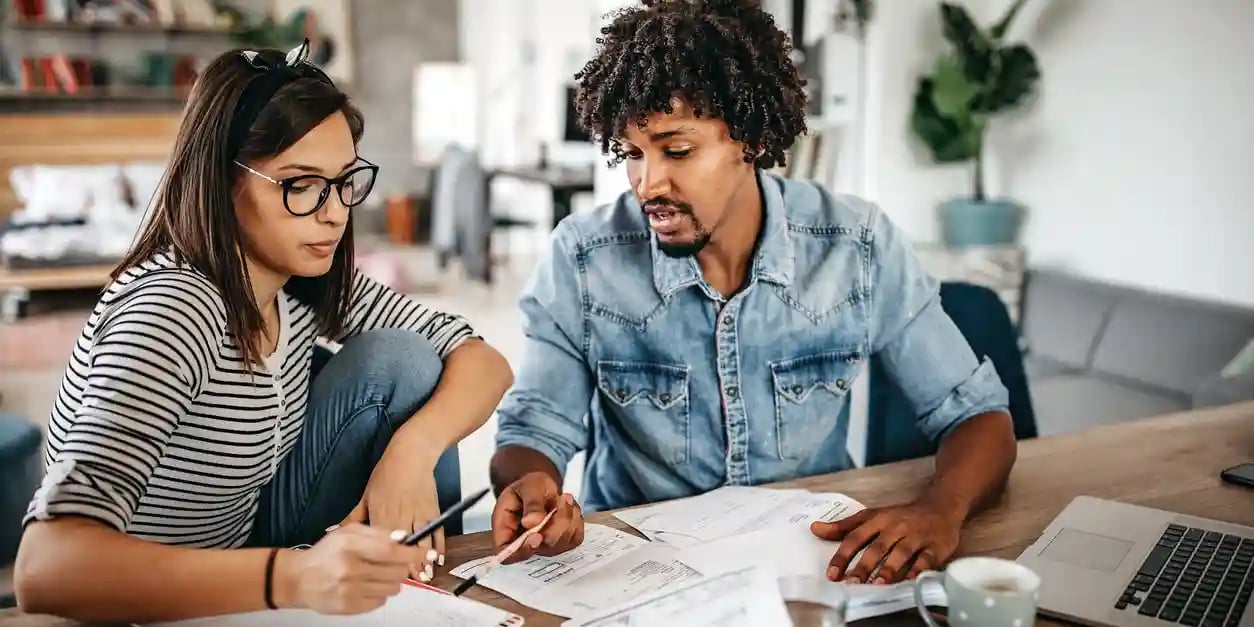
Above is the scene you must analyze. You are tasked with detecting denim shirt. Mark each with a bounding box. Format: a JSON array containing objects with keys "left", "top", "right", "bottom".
[{"left": 495, "top": 171, "right": 1009, "bottom": 512}]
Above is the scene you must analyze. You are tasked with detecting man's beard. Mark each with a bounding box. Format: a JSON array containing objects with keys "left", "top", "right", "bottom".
[
  {"left": 657, "top": 229, "right": 711, "bottom": 258},
  {"left": 646, "top": 199, "right": 710, "bottom": 258}
]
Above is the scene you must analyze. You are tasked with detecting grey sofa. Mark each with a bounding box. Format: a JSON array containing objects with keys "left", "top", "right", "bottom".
[{"left": 1019, "top": 270, "right": 1254, "bottom": 436}]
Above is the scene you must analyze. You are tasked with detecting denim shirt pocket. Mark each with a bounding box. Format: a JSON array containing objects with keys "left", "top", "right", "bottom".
[
  {"left": 770, "top": 348, "right": 864, "bottom": 460},
  {"left": 596, "top": 360, "right": 691, "bottom": 465}
]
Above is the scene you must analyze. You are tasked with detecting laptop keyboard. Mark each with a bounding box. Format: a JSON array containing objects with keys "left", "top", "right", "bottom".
[{"left": 1115, "top": 524, "right": 1254, "bottom": 626}]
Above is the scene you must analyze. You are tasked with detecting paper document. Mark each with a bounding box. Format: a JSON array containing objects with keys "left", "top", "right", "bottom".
[
  {"left": 678, "top": 524, "right": 840, "bottom": 579},
  {"left": 539, "top": 544, "right": 705, "bottom": 616},
  {"left": 560, "top": 564, "right": 792, "bottom": 627},
  {"left": 614, "top": 486, "right": 864, "bottom": 548},
  {"left": 142, "top": 582, "right": 524, "bottom": 626},
  {"left": 844, "top": 579, "right": 947, "bottom": 623},
  {"left": 451, "top": 524, "right": 689, "bottom": 617},
  {"left": 677, "top": 521, "right": 947, "bottom": 620},
  {"left": 451, "top": 488, "right": 943, "bottom": 623}
]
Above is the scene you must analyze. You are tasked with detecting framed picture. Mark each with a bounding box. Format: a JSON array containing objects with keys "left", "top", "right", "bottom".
[{"left": 272, "top": 0, "right": 353, "bottom": 84}]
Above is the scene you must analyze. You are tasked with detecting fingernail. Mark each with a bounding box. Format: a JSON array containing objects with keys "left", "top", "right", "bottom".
[
  {"left": 528, "top": 534, "right": 543, "bottom": 548},
  {"left": 424, "top": 564, "right": 433, "bottom": 579},
  {"left": 564, "top": 494, "right": 575, "bottom": 506},
  {"left": 844, "top": 576, "right": 862, "bottom": 584},
  {"left": 427, "top": 549, "right": 438, "bottom": 562},
  {"left": 873, "top": 577, "right": 887, "bottom": 585},
  {"left": 438, "top": 554, "right": 446, "bottom": 567},
  {"left": 827, "top": 567, "right": 839, "bottom": 580},
  {"left": 419, "top": 572, "right": 431, "bottom": 583},
  {"left": 390, "top": 529, "right": 407, "bottom": 542},
  {"left": 324, "top": 524, "right": 340, "bottom": 533}
]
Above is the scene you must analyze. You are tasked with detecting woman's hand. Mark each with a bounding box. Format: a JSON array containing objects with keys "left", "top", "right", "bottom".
[
  {"left": 278, "top": 523, "right": 421, "bottom": 614},
  {"left": 339, "top": 436, "right": 443, "bottom": 581}
]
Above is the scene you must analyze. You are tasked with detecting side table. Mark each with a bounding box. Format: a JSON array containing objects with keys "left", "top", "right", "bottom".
[{"left": 914, "top": 244, "right": 1026, "bottom": 325}]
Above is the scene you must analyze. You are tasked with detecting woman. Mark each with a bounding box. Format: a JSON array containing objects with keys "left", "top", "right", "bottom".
[{"left": 14, "top": 41, "right": 513, "bottom": 622}]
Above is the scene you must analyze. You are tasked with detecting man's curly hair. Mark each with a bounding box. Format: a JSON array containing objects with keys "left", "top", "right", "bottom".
[{"left": 574, "top": 0, "right": 808, "bottom": 170}]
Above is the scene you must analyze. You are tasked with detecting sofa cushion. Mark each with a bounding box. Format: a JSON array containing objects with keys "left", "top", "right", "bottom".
[
  {"left": 1024, "top": 355, "right": 1078, "bottom": 381},
  {"left": 1191, "top": 373, "right": 1254, "bottom": 409},
  {"left": 0, "top": 414, "right": 42, "bottom": 566},
  {"left": 1020, "top": 271, "right": 1123, "bottom": 370},
  {"left": 1030, "top": 374, "right": 1189, "bottom": 436},
  {"left": 1091, "top": 294, "right": 1254, "bottom": 396}
]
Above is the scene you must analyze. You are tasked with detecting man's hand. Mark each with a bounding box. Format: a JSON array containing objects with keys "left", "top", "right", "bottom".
[
  {"left": 811, "top": 500, "right": 963, "bottom": 584},
  {"left": 490, "top": 471, "right": 584, "bottom": 564}
]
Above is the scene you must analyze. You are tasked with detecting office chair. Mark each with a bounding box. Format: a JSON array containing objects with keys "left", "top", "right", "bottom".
[{"left": 864, "top": 281, "right": 1037, "bottom": 466}]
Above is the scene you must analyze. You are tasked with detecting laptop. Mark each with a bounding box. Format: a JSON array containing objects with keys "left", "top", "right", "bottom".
[{"left": 1017, "top": 496, "right": 1254, "bottom": 626}]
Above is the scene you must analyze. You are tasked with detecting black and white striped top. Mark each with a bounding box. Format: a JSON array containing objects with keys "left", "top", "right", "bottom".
[{"left": 24, "top": 252, "right": 477, "bottom": 548}]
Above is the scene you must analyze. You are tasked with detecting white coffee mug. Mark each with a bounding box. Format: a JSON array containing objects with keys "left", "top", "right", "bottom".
[{"left": 913, "top": 556, "right": 1041, "bottom": 626}]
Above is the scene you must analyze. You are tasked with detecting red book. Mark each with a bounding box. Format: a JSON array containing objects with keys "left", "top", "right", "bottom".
[
  {"left": 39, "top": 57, "right": 58, "bottom": 92},
  {"left": 50, "top": 54, "right": 79, "bottom": 94}
]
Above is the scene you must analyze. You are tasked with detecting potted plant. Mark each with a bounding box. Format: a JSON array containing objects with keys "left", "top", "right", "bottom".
[{"left": 910, "top": 0, "right": 1041, "bottom": 246}]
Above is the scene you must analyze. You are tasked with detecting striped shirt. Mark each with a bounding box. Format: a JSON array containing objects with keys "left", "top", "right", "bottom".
[{"left": 24, "top": 252, "right": 477, "bottom": 547}]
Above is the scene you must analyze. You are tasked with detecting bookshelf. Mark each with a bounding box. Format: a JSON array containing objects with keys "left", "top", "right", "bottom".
[
  {"left": 0, "top": 85, "right": 188, "bottom": 103},
  {"left": 1, "top": 0, "right": 244, "bottom": 110},
  {"left": 7, "top": 19, "right": 236, "bottom": 37}
]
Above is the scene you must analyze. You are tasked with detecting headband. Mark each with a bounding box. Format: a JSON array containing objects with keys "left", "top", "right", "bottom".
[{"left": 227, "top": 39, "right": 333, "bottom": 158}]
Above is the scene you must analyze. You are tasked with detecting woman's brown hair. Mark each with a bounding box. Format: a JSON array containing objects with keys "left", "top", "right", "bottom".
[{"left": 114, "top": 45, "right": 364, "bottom": 367}]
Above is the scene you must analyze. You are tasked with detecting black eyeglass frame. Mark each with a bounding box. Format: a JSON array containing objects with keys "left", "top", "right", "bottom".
[{"left": 234, "top": 157, "right": 380, "bottom": 217}]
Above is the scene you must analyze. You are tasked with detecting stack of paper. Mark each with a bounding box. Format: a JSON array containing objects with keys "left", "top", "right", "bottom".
[
  {"left": 559, "top": 564, "right": 793, "bottom": 627},
  {"left": 144, "top": 582, "right": 524, "bottom": 626},
  {"left": 450, "top": 525, "right": 704, "bottom": 618},
  {"left": 451, "top": 486, "right": 947, "bottom": 623},
  {"left": 614, "top": 486, "right": 863, "bottom": 548}
]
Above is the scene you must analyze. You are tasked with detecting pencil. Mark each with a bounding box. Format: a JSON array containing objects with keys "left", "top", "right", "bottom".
[{"left": 452, "top": 509, "right": 557, "bottom": 596}]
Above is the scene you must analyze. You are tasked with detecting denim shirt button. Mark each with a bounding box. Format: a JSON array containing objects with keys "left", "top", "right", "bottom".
[
  {"left": 731, "top": 451, "right": 744, "bottom": 462},
  {"left": 659, "top": 392, "right": 672, "bottom": 403},
  {"left": 722, "top": 316, "right": 734, "bottom": 326},
  {"left": 726, "top": 386, "right": 739, "bottom": 399},
  {"left": 835, "top": 379, "right": 848, "bottom": 390},
  {"left": 791, "top": 384, "right": 803, "bottom": 395},
  {"left": 615, "top": 388, "right": 627, "bottom": 400}
]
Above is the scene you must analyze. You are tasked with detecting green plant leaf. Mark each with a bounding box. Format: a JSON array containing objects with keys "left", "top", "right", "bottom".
[
  {"left": 980, "top": 44, "right": 1041, "bottom": 111},
  {"left": 910, "top": 78, "right": 979, "bottom": 163},
  {"left": 940, "top": 2, "right": 992, "bottom": 81},
  {"left": 931, "top": 55, "right": 979, "bottom": 118},
  {"left": 990, "top": 0, "right": 1028, "bottom": 41}
]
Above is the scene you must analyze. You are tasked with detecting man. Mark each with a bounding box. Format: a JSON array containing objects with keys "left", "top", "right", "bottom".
[{"left": 488, "top": 0, "right": 1017, "bottom": 585}]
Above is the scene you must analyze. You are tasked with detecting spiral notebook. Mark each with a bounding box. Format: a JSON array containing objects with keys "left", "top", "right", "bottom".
[{"left": 142, "top": 581, "right": 524, "bottom": 627}]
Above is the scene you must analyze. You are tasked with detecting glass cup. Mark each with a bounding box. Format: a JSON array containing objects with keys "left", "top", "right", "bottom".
[{"left": 779, "top": 575, "right": 850, "bottom": 627}]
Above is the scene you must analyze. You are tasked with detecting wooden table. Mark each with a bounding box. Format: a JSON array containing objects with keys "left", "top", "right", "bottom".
[{"left": 5, "top": 401, "right": 1253, "bottom": 626}]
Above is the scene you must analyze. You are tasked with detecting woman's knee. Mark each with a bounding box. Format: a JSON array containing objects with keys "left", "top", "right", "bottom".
[{"left": 333, "top": 329, "right": 443, "bottom": 420}]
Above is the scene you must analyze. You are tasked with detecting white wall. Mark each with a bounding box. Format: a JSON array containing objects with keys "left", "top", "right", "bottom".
[
  {"left": 460, "top": 0, "right": 603, "bottom": 245},
  {"left": 858, "top": 0, "right": 981, "bottom": 241},
  {"left": 988, "top": 0, "right": 1254, "bottom": 307},
  {"left": 862, "top": 0, "right": 1254, "bottom": 307}
]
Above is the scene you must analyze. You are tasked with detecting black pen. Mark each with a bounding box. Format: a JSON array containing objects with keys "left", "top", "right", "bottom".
[{"left": 397, "top": 487, "right": 491, "bottom": 547}]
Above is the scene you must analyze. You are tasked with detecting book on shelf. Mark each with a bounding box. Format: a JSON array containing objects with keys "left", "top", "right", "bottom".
[
  {"left": 10, "top": 54, "right": 197, "bottom": 98},
  {"left": 10, "top": 0, "right": 225, "bottom": 31}
]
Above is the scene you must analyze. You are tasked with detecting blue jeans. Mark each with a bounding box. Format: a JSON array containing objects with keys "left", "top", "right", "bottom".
[{"left": 246, "top": 329, "right": 463, "bottom": 548}]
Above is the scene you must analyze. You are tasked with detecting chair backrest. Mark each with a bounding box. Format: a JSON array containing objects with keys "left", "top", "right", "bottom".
[
  {"left": 430, "top": 144, "right": 492, "bottom": 281},
  {"left": 864, "top": 281, "right": 1037, "bottom": 466}
]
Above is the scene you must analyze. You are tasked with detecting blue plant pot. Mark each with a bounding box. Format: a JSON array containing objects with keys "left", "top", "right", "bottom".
[{"left": 939, "top": 198, "right": 1026, "bottom": 247}]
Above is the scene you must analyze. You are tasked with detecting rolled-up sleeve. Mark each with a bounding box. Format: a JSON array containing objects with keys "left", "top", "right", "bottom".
[
  {"left": 25, "top": 289, "right": 205, "bottom": 531},
  {"left": 494, "top": 222, "right": 593, "bottom": 477},
  {"left": 865, "top": 204, "right": 1010, "bottom": 443}
]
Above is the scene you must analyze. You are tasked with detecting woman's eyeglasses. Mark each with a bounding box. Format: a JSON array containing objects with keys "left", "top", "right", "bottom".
[{"left": 234, "top": 157, "right": 379, "bottom": 217}]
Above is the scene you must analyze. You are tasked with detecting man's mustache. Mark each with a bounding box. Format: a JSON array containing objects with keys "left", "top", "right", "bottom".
[{"left": 643, "top": 199, "right": 693, "bottom": 215}]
